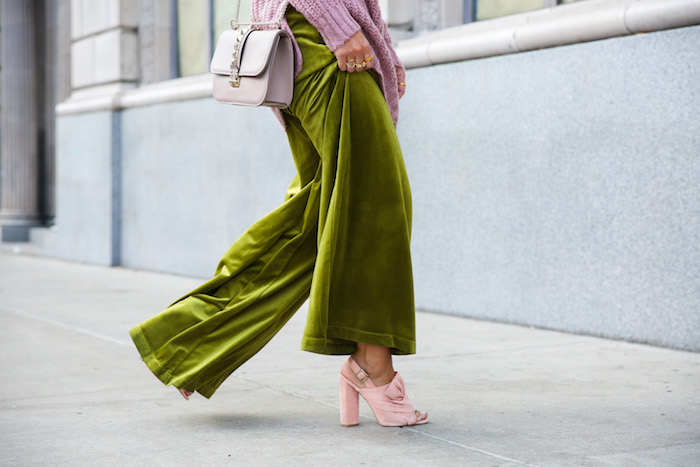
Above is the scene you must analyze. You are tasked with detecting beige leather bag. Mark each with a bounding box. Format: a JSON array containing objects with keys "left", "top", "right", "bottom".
[{"left": 210, "top": 1, "right": 293, "bottom": 108}]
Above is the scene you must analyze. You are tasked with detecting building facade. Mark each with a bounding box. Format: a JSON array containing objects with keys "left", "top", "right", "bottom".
[{"left": 1, "top": 0, "right": 699, "bottom": 351}]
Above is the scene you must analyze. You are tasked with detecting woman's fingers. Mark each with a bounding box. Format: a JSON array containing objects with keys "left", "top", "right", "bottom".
[
  {"left": 356, "top": 44, "right": 374, "bottom": 71},
  {"left": 344, "top": 52, "right": 373, "bottom": 72},
  {"left": 337, "top": 57, "right": 347, "bottom": 72},
  {"left": 335, "top": 31, "right": 373, "bottom": 73},
  {"left": 343, "top": 51, "right": 362, "bottom": 74}
]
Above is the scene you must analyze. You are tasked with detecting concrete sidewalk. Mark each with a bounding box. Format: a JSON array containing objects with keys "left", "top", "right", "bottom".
[{"left": 1, "top": 252, "right": 698, "bottom": 466}]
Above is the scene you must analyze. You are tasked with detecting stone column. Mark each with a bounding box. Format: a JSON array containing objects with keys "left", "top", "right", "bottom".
[
  {"left": 0, "top": 0, "right": 41, "bottom": 241},
  {"left": 139, "top": 0, "right": 174, "bottom": 85},
  {"left": 38, "top": 0, "right": 72, "bottom": 224},
  {"left": 463, "top": 0, "right": 475, "bottom": 23}
]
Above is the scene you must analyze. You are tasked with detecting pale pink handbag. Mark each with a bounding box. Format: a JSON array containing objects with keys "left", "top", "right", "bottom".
[{"left": 210, "top": 0, "right": 293, "bottom": 108}]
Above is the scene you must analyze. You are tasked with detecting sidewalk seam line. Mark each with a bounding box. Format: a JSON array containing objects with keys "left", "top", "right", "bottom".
[
  {"left": 403, "top": 427, "right": 539, "bottom": 466},
  {"left": 4, "top": 308, "right": 132, "bottom": 347}
]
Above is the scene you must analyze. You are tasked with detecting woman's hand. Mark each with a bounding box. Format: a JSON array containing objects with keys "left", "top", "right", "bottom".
[
  {"left": 396, "top": 66, "right": 406, "bottom": 98},
  {"left": 334, "top": 30, "right": 374, "bottom": 73}
]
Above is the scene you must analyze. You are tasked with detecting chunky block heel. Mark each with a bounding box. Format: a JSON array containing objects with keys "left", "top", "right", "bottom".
[
  {"left": 338, "top": 356, "right": 428, "bottom": 427},
  {"left": 339, "top": 376, "right": 360, "bottom": 426}
]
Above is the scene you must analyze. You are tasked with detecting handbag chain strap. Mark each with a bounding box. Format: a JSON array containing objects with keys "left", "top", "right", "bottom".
[{"left": 230, "top": 0, "right": 289, "bottom": 30}]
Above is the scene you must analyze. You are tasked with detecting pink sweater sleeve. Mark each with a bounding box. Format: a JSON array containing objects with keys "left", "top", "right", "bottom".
[{"left": 290, "top": 0, "right": 361, "bottom": 51}]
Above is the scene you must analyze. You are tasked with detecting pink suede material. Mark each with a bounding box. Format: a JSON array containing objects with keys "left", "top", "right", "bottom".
[
  {"left": 339, "top": 357, "right": 427, "bottom": 427},
  {"left": 251, "top": 0, "right": 403, "bottom": 129}
]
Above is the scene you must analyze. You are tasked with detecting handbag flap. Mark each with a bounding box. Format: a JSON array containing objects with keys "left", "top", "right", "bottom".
[{"left": 210, "top": 29, "right": 286, "bottom": 77}]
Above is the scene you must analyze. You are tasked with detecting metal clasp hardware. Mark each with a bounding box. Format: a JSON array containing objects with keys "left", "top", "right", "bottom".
[{"left": 228, "top": 30, "right": 245, "bottom": 88}]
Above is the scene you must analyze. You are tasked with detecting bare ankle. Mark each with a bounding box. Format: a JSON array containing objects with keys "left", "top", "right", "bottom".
[{"left": 353, "top": 343, "right": 395, "bottom": 386}]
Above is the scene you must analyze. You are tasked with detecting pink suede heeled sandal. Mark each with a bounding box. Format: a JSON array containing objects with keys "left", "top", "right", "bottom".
[{"left": 339, "top": 356, "right": 428, "bottom": 427}]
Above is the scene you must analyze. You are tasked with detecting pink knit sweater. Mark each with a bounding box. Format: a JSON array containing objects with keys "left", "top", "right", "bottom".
[{"left": 251, "top": 0, "right": 403, "bottom": 128}]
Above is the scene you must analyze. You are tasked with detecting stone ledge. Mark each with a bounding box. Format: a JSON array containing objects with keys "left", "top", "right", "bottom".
[
  {"left": 56, "top": 75, "right": 210, "bottom": 115},
  {"left": 396, "top": 0, "right": 700, "bottom": 68}
]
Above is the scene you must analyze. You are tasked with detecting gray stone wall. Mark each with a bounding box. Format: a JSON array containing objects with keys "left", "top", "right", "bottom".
[
  {"left": 399, "top": 25, "right": 700, "bottom": 350},
  {"left": 50, "top": 111, "right": 119, "bottom": 265},
  {"left": 119, "top": 99, "right": 294, "bottom": 276}
]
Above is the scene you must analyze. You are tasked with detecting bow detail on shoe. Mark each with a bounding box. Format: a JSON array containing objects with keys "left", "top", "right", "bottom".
[
  {"left": 375, "top": 373, "right": 416, "bottom": 417},
  {"left": 383, "top": 373, "right": 408, "bottom": 403}
]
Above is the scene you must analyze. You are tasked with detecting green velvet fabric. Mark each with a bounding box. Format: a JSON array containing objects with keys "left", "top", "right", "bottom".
[{"left": 129, "top": 8, "right": 414, "bottom": 399}]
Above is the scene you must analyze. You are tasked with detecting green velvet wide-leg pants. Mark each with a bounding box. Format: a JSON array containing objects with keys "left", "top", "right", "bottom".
[{"left": 129, "top": 8, "right": 414, "bottom": 399}]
